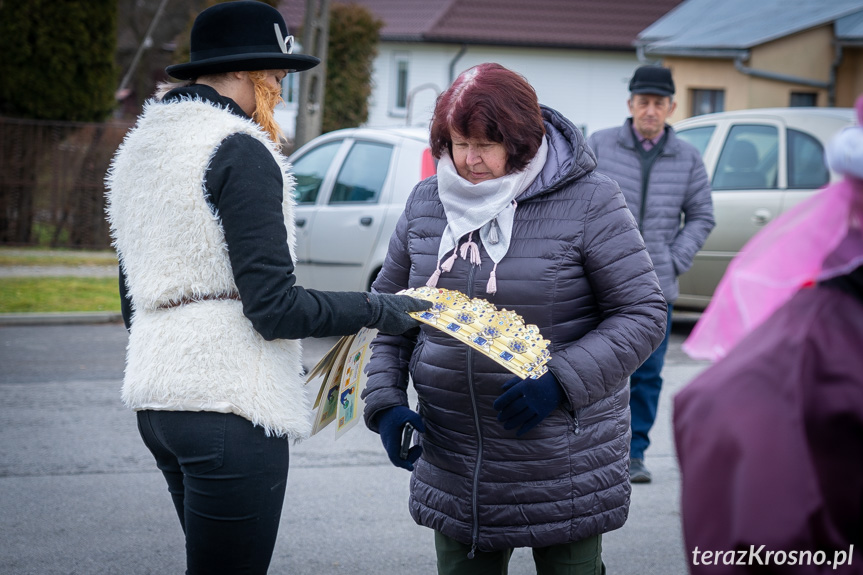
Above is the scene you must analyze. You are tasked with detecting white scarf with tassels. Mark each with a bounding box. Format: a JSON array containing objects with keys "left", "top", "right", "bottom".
[{"left": 429, "top": 137, "right": 548, "bottom": 294}]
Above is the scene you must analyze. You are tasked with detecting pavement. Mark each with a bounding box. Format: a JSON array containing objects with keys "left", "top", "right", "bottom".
[{"left": 0, "top": 261, "right": 706, "bottom": 573}]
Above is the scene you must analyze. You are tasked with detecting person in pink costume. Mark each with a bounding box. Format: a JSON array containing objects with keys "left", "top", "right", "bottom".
[{"left": 673, "top": 96, "right": 863, "bottom": 573}]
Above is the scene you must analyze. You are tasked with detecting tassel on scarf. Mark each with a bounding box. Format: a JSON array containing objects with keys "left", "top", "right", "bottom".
[
  {"left": 440, "top": 250, "right": 458, "bottom": 272},
  {"left": 426, "top": 260, "right": 442, "bottom": 288},
  {"left": 427, "top": 247, "right": 459, "bottom": 287},
  {"left": 487, "top": 263, "right": 499, "bottom": 295},
  {"left": 460, "top": 231, "right": 482, "bottom": 266}
]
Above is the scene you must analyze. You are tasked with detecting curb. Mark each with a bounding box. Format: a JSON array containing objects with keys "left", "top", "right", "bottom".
[{"left": 0, "top": 311, "right": 124, "bottom": 326}]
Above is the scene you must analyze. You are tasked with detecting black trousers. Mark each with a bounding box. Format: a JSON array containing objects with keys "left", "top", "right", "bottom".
[{"left": 137, "top": 410, "right": 290, "bottom": 575}]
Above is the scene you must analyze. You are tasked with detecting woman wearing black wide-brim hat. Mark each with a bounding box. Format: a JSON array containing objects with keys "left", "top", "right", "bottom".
[{"left": 105, "top": 2, "right": 430, "bottom": 573}]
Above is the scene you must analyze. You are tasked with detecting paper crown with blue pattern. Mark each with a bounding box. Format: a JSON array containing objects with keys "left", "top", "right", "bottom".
[{"left": 399, "top": 286, "right": 551, "bottom": 379}]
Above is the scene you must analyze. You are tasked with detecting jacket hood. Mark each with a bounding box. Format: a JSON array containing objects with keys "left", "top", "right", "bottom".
[{"left": 520, "top": 105, "right": 596, "bottom": 202}]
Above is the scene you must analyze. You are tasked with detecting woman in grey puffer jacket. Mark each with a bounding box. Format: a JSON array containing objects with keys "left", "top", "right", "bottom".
[{"left": 362, "top": 63, "right": 667, "bottom": 574}]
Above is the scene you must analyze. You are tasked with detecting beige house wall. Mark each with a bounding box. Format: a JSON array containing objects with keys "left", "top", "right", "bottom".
[
  {"left": 746, "top": 26, "right": 832, "bottom": 108},
  {"left": 836, "top": 47, "right": 863, "bottom": 107},
  {"left": 663, "top": 58, "right": 747, "bottom": 122},
  {"left": 660, "top": 25, "right": 854, "bottom": 121}
]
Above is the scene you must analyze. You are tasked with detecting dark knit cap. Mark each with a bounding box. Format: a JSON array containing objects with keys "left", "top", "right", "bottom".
[{"left": 629, "top": 66, "right": 675, "bottom": 97}]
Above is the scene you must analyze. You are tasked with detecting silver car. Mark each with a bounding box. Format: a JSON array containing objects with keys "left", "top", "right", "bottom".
[
  {"left": 288, "top": 126, "right": 436, "bottom": 292},
  {"left": 673, "top": 107, "right": 855, "bottom": 310}
]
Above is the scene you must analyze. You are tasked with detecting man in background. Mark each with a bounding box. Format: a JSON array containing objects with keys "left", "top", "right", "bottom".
[{"left": 587, "top": 65, "right": 715, "bottom": 483}]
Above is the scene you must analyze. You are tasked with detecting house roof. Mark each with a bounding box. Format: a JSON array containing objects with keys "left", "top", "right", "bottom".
[
  {"left": 638, "top": 0, "right": 863, "bottom": 56},
  {"left": 279, "top": 0, "right": 683, "bottom": 50},
  {"left": 837, "top": 10, "right": 863, "bottom": 42}
]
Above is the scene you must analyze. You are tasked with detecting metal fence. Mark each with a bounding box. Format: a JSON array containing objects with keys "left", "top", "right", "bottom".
[{"left": 0, "top": 116, "right": 133, "bottom": 249}]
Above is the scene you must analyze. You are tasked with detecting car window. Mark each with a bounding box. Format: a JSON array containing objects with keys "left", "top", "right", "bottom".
[
  {"left": 712, "top": 124, "right": 778, "bottom": 190},
  {"left": 676, "top": 125, "right": 715, "bottom": 156},
  {"left": 787, "top": 128, "right": 829, "bottom": 189},
  {"left": 291, "top": 140, "right": 342, "bottom": 204},
  {"left": 329, "top": 141, "right": 393, "bottom": 204}
]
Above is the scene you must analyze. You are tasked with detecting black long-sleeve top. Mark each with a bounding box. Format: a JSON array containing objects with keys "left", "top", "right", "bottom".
[{"left": 118, "top": 84, "right": 372, "bottom": 339}]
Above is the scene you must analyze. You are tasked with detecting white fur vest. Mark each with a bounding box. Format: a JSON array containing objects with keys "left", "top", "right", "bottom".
[{"left": 105, "top": 97, "right": 310, "bottom": 439}]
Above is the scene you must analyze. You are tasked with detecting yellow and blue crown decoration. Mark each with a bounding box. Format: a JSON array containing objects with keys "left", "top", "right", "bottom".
[{"left": 399, "top": 286, "right": 551, "bottom": 379}]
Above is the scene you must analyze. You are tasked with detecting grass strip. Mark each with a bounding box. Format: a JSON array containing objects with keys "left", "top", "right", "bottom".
[
  {"left": 0, "top": 250, "right": 117, "bottom": 267},
  {"left": 0, "top": 277, "right": 120, "bottom": 313}
]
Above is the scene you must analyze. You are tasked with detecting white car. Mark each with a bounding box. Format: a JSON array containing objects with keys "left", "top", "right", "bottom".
[
  {"left": 288, "top": 126, "right": 436, "bottom": 291},
  {"left": 673, "top": 107, "right": 855, "bottom": 310}
]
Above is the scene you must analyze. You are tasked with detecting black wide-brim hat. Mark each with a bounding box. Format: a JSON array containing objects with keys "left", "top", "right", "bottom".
[{"left": 166, "top": 0, "right": 320, "bottom": 81}]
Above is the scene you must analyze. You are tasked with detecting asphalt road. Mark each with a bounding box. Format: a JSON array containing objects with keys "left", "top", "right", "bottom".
[{"left": 0, "top": 320, "right": 709, "bottom": 574}]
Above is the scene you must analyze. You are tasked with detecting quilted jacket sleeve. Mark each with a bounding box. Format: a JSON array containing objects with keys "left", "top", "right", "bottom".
[
  {"left": 670, "top": 146, "right": 714, "bottom": 276},
  {"left": 360, "top": 201, "right": 420, "bottom": 431},
  {"left": 548, "top": 175, "right": 667, "bottom": 409}
]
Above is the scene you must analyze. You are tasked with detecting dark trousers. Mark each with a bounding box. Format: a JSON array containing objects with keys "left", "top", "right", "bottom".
[
  {"left": 435, "top": 531, "right": 605, "bottom": 575},
  {"left": 629, "top": 304, "right": 673, "bottom": 460},
  {"left": 137, "top": 410, "right": 290, "bottom": 575}
]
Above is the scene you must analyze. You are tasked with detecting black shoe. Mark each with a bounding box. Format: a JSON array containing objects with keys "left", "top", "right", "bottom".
[{"left": 629, "top": 458, "right": 652, "bottom": 483}]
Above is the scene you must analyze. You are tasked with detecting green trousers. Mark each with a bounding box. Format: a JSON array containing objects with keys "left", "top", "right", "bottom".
[{"left": 435, "top": 531, "right": 606, "bottom": 575}]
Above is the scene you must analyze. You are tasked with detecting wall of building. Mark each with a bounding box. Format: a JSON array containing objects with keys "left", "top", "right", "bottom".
[
  {"left": 746, "top": 25, "right": 832, "bottom": 108},
  {"left": 662, "top": 25, "right": 845, "bottom": 120},
  {"left": 366, "top": 42, "right": 642, "bottom": 136},
  {"left": 662, "top": 58, "right": 747, "bottom": 122},
  {"left": 836, "top": 46, "right": 863, "bottom": 107}
]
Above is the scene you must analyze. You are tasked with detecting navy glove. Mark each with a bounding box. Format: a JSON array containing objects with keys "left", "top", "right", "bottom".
[
  {"left": 366, "top": 293, "right": 432, "bottom": 335},
  {"left": 375, "top": 405, "right": 426, "bottom": 471},
  {"left": 492, "top": 371, "right": 564, "bottom": 436}
]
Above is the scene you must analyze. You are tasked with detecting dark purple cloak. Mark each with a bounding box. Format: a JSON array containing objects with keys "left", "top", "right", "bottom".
[{"left": 674, "top": 281, "right": 863, "bottom": 573}]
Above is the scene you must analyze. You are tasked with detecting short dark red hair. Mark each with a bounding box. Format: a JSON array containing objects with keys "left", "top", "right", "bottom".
[{"left": 430, "top": 63, "right": 545, "bottom": 173}]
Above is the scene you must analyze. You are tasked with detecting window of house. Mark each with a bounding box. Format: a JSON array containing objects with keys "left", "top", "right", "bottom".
[
  {"left": 691, "top": 89, "right": 725, "bottom": 116},
  {"left": 390, "top": 52, "right": 410, "bottom": 116},
  {"left": 329, "top": 141, "right": 393, "bottom": 203},
  {"left": 787, "top": 128, "right": 829, "bottom": 189},
  {"left": 712, "top": 124, "right": 778, "bottom": 190},
  {"left": 789, "top": 92, "right": 817, "bottom": 107},
  {"left": 280, "top": 41, "right": 303, "bottom": 104},
  {"left": 281, "top": 73, "right": 298, "bottom": 104}
]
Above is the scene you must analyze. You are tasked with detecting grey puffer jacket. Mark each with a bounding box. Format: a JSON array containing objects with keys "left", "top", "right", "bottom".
[
  {"left": 362, "top": 106, "right": 667, "bottom": 552},
  {"left": 587, "top": 119, "right": 715, "bottom": 302}
]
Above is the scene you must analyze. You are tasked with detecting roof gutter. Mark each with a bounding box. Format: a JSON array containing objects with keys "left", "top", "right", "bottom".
[
  {"left": 636, "top": 43, "right": 662, "bottom": 64},
  {"left": 448, "top": 44, "right": 468, "bottom": 85},
  {"left": 733, "top": 48, "right": 840, "bottom": 106},
  {"left": 830, "top": 40, "right": 844, "bottom": 107},
  {"left": 733, "top": 56, "right": 830, "bottom": 88}
]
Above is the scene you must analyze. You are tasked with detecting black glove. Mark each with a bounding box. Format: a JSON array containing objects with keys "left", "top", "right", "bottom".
[
  {"left": 366, "top": 293, "right": 432, "bottom": 335},
  {"left": 492, "top": 371, "right": 564, "bottom": 437},
  {"left": 375, "top": 405, "right": 425, "bottom": 471}
]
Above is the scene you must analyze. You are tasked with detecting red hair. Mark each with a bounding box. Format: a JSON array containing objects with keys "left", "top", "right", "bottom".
[{"left": 430, "top": 63, "right": 545, "bottom": 173}]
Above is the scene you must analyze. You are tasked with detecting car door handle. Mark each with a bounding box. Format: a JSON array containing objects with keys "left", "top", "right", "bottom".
[
  {"left": 360, "top": 217, "right": 373, "bottom": 226},
  {"left": 751, "top": 209, "right": 772, "bottom": 225},
  {"left": 296, "top": 217, "right": 306, "bottom": 227}
]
